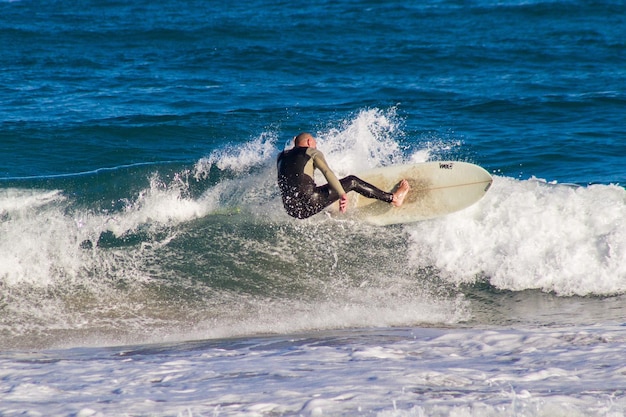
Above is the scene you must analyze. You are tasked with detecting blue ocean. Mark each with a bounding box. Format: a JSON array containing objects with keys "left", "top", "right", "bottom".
[{"left": 1, "top": 0, "right": 625, "bottom": 415}]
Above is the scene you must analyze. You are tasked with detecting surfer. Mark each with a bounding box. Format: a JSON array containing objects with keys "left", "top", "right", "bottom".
[{"left": 277, "top": 132, "right": 410, "bottom": 219}]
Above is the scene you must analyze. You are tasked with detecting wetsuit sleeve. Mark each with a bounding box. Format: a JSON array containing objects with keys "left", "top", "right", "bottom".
[{"left": 309, "top": 149, "right": 346, "bottom": 196}]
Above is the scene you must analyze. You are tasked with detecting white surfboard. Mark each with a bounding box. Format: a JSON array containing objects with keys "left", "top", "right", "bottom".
[{"left": 334, "top": 161, "right": 493, "bottom": 225}]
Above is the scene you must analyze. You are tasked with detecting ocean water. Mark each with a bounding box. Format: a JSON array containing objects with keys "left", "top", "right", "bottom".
[{"left": 1, "top": 0, "right": 625, "bottom": 415}]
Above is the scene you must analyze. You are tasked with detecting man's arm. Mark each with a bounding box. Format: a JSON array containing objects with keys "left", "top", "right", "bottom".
[{"left": 310, "top": 150, "right": 346, "bottom": 196}]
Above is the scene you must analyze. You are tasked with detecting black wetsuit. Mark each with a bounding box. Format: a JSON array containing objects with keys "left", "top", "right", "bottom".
[{"left": 277, "top": 146, "right": 393, "bottom": 219}]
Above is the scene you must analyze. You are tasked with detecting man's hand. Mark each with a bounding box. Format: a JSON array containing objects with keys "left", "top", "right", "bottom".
[{"left": 339, "top": 194, "right": 348, "bottom": 213}]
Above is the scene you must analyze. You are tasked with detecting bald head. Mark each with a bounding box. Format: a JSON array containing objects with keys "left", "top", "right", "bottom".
[{"left": 294, "top": 132, "right": 316, "bottom": 148}]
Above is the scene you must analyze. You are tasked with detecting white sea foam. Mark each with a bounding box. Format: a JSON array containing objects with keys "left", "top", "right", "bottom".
[
  {"left": 0, "top": 176, "right": 213, "bottom": 288},
  {"left": 0, "top": 188, "right": 83, "bottom": 287},
  {"left": 193, "top": 131, "right": 279, "bottom": 179},
  {"left": 100, "top": 173, "right": 214, "bottom": 237},
  {"left": 0, "top": 188, "right": 64, "bottom": 213},
  {"left": 2, "top": 326, "right": 626, "bottom": 416},
  {"left": 406, "top": 176, "right": 626, "bottom": 296}
]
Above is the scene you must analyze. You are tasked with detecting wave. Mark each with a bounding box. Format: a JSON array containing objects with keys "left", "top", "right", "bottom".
[{"left": 1, "top": 108, "right": 624, "bottom": 348}]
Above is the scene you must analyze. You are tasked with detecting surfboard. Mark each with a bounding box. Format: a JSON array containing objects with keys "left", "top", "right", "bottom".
[{"left": 335, "top": 161, "right": 493, "bottom": 225}]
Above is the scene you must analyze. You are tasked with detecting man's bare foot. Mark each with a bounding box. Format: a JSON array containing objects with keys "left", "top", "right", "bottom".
[{"left": 392, "top": 179, "right": 410, "bottom": 207}]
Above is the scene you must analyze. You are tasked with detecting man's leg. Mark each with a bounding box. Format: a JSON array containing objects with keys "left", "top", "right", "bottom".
[
  {"left": 308, "top": 175, "right": 404, "bottom": 216},
  {"left": 339, "top": 175, "right": 394, "bottom": 203}
]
